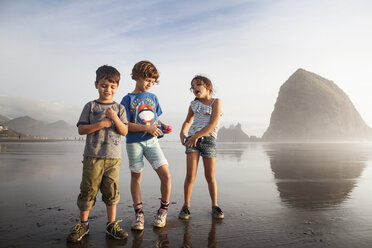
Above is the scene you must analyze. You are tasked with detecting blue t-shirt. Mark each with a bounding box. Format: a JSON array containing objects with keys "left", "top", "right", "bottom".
[{"left": 121, "top": 92, "right": 163, "bottom": 143}]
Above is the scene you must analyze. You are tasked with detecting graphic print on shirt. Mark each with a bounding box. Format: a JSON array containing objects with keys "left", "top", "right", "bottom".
[{"left": 131, "top": 97, "right": 159, "bottom": 136}]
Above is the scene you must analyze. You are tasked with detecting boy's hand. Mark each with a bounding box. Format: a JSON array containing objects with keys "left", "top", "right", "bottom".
[
  {"left": 105, "top": 108, "right": 118, "bottom": 121},
  {"left": 101, "top": 118, "right": 112, "bottom": 128},
  {"left": 148, "top": 124, "right": 163, "bottom": 137},
  {"left": 162, "top": 124, "right": 173, "bottom": 134}
]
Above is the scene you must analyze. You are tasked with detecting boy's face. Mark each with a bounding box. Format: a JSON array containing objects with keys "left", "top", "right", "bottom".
[
  {"left": 95, "top": 79, "right": 118, "bottom": 103},
  {"left": 135, "top": 77, "right": 156, "bottom": 92}
]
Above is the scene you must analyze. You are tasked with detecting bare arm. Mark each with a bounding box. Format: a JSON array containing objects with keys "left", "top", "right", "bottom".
[
  {"left": 78, "top": 119, "right": 112, "bottom": 135},
  {"left": 180, "top": 106, "right": 194, "bottom": 145},
  {"left": 185, "top": 98, "right": 221, "bottom": 147}
]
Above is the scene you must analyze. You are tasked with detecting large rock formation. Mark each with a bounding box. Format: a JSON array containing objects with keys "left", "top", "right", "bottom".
[{"left": 263, "top": 69, "right": 372, "bottom": 141}]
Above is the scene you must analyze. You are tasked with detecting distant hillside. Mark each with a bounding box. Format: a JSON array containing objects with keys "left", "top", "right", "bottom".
[
  {"left": 5, "top": 116, "right": 78, "bottom": 138},
  {"left": 218, "top": 123, "right": 260, "bottom": 142},
  {"left": 263, "top": 69, "right": 372, "bottom": 141},
  {"left": 0, "top": 114, "right": 11, "bottom": 124}
]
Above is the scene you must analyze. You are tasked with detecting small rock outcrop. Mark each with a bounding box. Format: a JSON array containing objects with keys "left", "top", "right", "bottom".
[{"left": 218, "top": 123, "right": 258, "bottom": 142}]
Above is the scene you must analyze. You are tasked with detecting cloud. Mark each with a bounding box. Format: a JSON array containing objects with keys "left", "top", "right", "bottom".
[{"left": 1, "top": 0, "right": 371, "bottom": 136}]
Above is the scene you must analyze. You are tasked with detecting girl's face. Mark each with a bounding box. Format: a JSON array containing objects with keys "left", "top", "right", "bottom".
[{"left": 191, "top": 80, "right": 210, "bottom": 98}]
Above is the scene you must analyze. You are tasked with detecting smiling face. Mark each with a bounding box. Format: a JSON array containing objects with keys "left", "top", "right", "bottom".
[
  {"left": 95, "top": 79, "right": 118, "bottom": 103},
  {"left": 134, "top": 77, "right": 156, "bottom": 93},
  {"left": 191, "top": 79, "right": 210, "bottom": 99}
]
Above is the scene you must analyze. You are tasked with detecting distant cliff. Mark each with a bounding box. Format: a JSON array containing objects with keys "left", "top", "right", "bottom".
[
  {"left": 5, "top": 116, "right": 77, "bottom": 139},
  {"left": 0, "top": 114, "right": 10, "bottom": 124},
  {"left": 218, "top": 123, "right": 259, "bottom": 142},
  {"left": 263, "top": 69, "right": 372, "bottom": 141}
]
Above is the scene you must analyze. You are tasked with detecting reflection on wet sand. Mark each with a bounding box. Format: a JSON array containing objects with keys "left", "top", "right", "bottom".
[
  {"left": 153, "top": 227, "right": 170, "bottom": 248},
  {"left": 264, "top": 143, "right": 370, "bottom": 209},
  {"left": 181, "top": 218, "right": 223, "bottom": 248},
  {"left": 217, "top": 142, "right": 257, "bottom": 161},
  {"left": 105, "top": 236, "right": 128, "bottom": 248},
  {"left": 131, "top": 230, "right": 144, "bottom": 248}
]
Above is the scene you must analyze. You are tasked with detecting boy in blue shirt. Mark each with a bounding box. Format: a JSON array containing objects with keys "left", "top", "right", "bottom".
[
  {"left": 67, "top": 65, "right": 128, "bottom": 242},
  {"left": 121, "top": 60, "right": 172, "bottom": 229}
]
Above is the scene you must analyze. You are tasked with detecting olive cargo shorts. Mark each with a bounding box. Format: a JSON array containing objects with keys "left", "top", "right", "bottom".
[{"left": 77, "top": 156, "right": 121, "bottom": 211}]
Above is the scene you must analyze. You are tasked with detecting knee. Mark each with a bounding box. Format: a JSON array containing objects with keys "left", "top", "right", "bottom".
[
  {"left": 131, "top": 173, "right": 142, "bottom": 184},
  {"left": 185, "top": 174, "right": 196, "bottom": 184},
  {"left": 205, "top": 175, "right": 216, "bottom": 184},
  {"left": 160, "top": 171, "right": 171, "bottom": 184}
]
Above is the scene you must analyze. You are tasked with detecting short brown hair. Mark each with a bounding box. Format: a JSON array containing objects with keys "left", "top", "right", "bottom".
[
  {"left": 131, "top": 60, "right": 159, "bottom": 83},
  {"left": 191, "top": 75, "right": 214, "bottom": 95},
  {"left": 96, "top": 65, "right": 120, "bottom": 84}
]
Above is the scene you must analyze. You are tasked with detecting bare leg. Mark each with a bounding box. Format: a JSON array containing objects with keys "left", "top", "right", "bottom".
[
  {"left": 106, "top": 204, "right": 116, "bottom": 223},
  {"left": 80, "top": 210, "right": 89, "bottom": 222},
  {"left": 203, "top": 157, "right": 218, "bottom": 206},
  {"left": 155, "top": 164, "right": 171, "bottom": 202},
  {"left": 183, "top": 153, "right": 200, "bottom": 207},
  {"left": 131, "top": 171, "right": 143, "bottom": 205}
]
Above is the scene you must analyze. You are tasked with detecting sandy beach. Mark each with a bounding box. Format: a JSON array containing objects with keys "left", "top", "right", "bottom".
[{"left": 1, "top": 141, "right": 372, "bottom": 247}]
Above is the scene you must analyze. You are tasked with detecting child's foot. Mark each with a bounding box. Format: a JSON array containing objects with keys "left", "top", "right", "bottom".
[
  {"left": 67, "top": 222, "right": 89, "bottom": 243},
  {"left": 212, "top": 206, "right": 224, "bottom": 219},
  {"left": 178, "top": 206, "right": 190, "bottom": 220},
  {"left": 131, "top": 212, "right": 145, "bottom": 230},
  {"left": 106, "top": 220, "right": 128, "bottom": 240},
  {"left": 153, "top": 208, "right": 168, "bottom": 228}
]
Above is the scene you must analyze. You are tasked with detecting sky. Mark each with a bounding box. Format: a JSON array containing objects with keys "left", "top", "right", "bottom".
[{"left": 1, "top": 0, "right": 372, "bottom": 137}]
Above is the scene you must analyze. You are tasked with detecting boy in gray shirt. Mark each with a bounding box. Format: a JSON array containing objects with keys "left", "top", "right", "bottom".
[{"left": 67, "top": 65, "right": 128, "bottom": 242}]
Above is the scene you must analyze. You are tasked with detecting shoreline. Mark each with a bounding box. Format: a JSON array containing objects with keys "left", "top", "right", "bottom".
[{"left": 0, "top": 137, "right": 82, "bottom": 142}]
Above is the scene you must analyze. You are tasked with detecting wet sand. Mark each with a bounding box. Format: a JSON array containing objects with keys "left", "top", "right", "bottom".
[{"left": 1, "top": 141, "right": 372, "bottom": 247}]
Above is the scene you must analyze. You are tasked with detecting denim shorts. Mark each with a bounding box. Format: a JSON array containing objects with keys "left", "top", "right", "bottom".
[
  {"left": 185, "top": 136, "right": 216, "bottom": 158},
  {"left": 126, "top": 137, "right": 168, "bottom": 173}
]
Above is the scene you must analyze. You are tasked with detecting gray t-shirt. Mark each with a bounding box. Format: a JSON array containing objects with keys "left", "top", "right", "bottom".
[{"left": 77, "top": 100, "right": 127, "bottom": 159}]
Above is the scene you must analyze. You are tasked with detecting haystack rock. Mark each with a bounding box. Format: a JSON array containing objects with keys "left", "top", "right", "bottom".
[{"left": 262, "top": 69, "right": 372, "bottom": 141}]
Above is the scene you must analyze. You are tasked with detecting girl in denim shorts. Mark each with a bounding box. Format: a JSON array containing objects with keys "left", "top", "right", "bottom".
[{"left": 178, "top": 75, "right": 224, "bottom": 220}]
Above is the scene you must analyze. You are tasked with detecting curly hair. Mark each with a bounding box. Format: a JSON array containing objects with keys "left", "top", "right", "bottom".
[{"left": 131, "top": 60, "right": 159, "bottom": 83}]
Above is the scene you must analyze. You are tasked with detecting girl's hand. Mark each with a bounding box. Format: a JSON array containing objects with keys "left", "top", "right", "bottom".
[
  {"left": 185, "top": 135, "right": 199, "bottom": 148},
  {"left": 148, "top": 124, "right": 163, "bottom": 136},
  {"left": 180, "top": 133, "right": 187, "bottom": 145},
  {"left": 101, "top": 118, "right": 112, "bottom": 128}
]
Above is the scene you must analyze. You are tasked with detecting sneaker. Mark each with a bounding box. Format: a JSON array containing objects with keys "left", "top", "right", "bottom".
[
  {"left": 67, "top": 222, "right": 89, "bottom": 242},
  {"left": 106, "top": 220, "right": 128, "bottom": 240},
  {"left": 131, "top": 212, "right": 145, "bottom": 230},
  {"left": 153, "top": 208, "right": 168, "bottom": 228},
  {"left": 212, "top": 206, "right": 224, "bottom": 219},
  {"left": 178, "top": 206, "right": 190, "bottom": 220}
]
